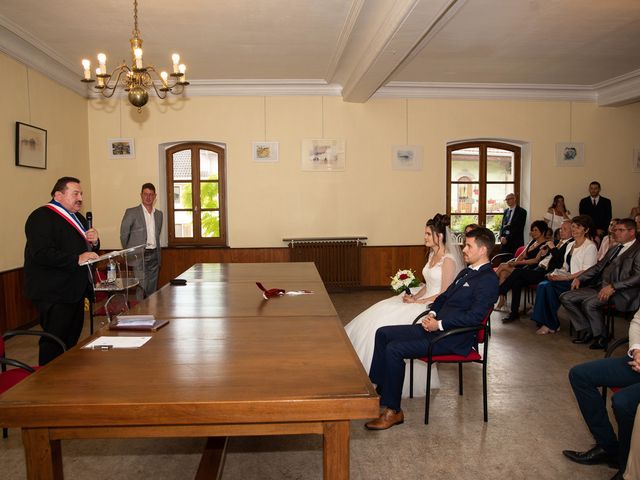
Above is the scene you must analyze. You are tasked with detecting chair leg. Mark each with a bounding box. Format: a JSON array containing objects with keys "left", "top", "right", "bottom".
[
  {"left": 409, "top": 359, "right": 414, "bottom": 399},
  {"left": 482, "top": 360, "right": 488, "bottom": 423},
  {"left": 2, "top": 427, "right": 7, "bottom": 438},
  {"left": 425, "top": 362, "right": 432, "bottom": 425},
  {"left": 458, "top": 363, "right": 464, "bottom": 396}
]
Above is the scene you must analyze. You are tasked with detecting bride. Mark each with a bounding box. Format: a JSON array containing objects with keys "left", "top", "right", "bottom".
[{"left": 345, "top": 214, "right": 464, "bottom": 397}]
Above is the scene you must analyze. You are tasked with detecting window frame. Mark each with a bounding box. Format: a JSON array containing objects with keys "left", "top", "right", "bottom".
[
  {"left": 446, "top": 141, "right": 521, "bottom": 234},
  {"left": 165, "top": 142, "right": 228, "bottom": 247}
]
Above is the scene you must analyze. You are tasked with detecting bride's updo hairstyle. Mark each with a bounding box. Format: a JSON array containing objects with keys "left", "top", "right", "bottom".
[{"left": 425, "top": 213, "right": 450, "bottom": 251}]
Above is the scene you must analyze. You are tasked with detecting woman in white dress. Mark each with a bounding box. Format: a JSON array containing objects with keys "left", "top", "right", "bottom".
[{"left": 344, "top": 214, "right": 464, "bottom": 397}]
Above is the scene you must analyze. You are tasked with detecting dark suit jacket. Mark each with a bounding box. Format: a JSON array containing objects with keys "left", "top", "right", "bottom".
[
  {"left": 579, "top": 196, "right": 612, "bottom": 232},
  {"left": 578, "top": 240, "right": 640, "bottom": 312},
  {"left": 428, "top": 263, "right": 499, "bottom": 356},
  {"left": 544, "top": 239, "right": 575, "bottom": 272},
  {"left": 499, "top": 205, "right": 527, "bottom": 253},
  {"left": 24, "top": 206, "right": 99, "bottom": 304},
  {"left": 120, "top": 205, "right": 163, "bottom": 264}
]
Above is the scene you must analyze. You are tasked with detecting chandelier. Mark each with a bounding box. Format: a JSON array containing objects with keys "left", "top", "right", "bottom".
[{"left": 80, "top": 0, "right": 189, "bottom": 110}]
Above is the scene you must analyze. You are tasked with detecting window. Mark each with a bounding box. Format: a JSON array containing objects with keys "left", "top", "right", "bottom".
[
  {"left": 447, "top": 141, "right": 520, "bottom": 236},
  {"left": 166, "top": 142, "right": 227, "bottom": 246}
]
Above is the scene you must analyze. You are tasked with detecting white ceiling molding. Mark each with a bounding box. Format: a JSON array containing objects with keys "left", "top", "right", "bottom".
[
  {"left": 0, "top": 16, "right": 85, "bottom": 97},
  {"left": 342, "top": 0, "right": 458, "bottom": 103},
  {"left": 595, "top": 68, "right": 640, "bottom": 107},
  {"left": 375, "top": 81, "right": 597, "bottom": 102}
]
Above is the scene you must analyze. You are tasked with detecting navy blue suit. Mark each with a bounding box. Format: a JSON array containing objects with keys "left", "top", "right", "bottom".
[{"left": 369, "top": 263, "right": 499, "bottom": 411}]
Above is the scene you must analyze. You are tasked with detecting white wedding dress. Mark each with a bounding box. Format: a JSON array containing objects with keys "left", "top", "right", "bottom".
[{"left": 345, "top": 253, "right": 457, "bottom": 397}]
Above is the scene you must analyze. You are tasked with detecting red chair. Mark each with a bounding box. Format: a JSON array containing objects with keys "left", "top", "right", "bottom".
[
  {"left": 0, "top": 330, "right": 66, "bottom": 438},
  {"left": 601, "top": 336, "right": 629, "bottom": 404},
  {"left": 409, "top": 308, "right": 493, "bottom": 424}
]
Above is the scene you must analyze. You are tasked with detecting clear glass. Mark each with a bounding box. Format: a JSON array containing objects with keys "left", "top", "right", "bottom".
[
  {"left": 486, "top": 184, "right": 514, "bottom": 213},
  {"left": 486, "top": 214, "right": 504, "bottom": 241},
  {"left": 174, "top": 211, "right": 193, "bottom": 238},
  {"left": 200, "top": 150, "right": 219, "bottom": 180},
  {"left": 172, "top": 150, "right": 192, "bottom": 180},
  {"left": 173, "top": 183, "right": 193, "bottom": 209},
  {"left": 201, "top": 211, "right": 220, "bottom": 238},
  {"left": 451, "top": 147, "right": 479, "bottom": 181},
  {"left": 487, "top": 148, "right": 514, "bottom": 181},
  {"left": 200, "top": 182, "right": 219, "bottom": 209},
  {"left": 450, "top": 214, "right": 479, "bottom": 234},
  {"left": 450, "top": 183, "right": 479, "bottom": 214}
]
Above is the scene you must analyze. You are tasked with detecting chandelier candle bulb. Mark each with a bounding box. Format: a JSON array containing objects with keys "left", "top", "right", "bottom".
[
  {"left": 82, "top": 59, "right": 91, "bottom": 79},
  {"left": 160, "top": 71, "right": 168, "bottom": 87},
  {"left": 97, "top": 53, "right": 107, "bottom": 75},
  {"left": 178, "top": 64, "right": 186, "bottom": 82},
  {"left": 134, "top": 48, "right": 143, "bottom": 69},
  {"left": 172, "top": 53, "right": 180, "bottom": 73},
  {"left": 96, "top": 69, "right": 104, "bottom": 87}
]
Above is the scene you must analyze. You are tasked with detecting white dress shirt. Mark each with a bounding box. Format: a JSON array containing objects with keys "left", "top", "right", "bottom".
[{"left": 142, "top": 205, "right": 156, "bottom": 249}]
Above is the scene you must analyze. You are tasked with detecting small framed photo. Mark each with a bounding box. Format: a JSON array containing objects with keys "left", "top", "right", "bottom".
[
  {"left": 301, "top": 139, "right": 346, "bottom": 172},
  {"left": 633, "top": 148, "right": 640, "bottom": 172},
  {"left": 108, "top": 138, "right": 135, "bottom": 159},
  {"left": 392, "top": 145, "right": 423, "bottom": 171},
  {"left": 556, "top": 142, "right": 585, "bottom": 167},
  {"left": 15, "top": 122, "right": 47, "bottom": 169},
  {"left": 252, "top": 142, "right": 279, "bottom": 162}
]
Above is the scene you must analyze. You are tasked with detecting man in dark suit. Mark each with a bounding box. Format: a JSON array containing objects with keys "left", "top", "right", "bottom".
[
  {"left": 579, "top": 181, "right": 613, "bottom": 239},
  {"left": 120, "top": 183, "right": 163, "bottom": 297},
  {"left": 24, "top": 177, "right": 100, "bottom": 365},
  {"left": 563, "top": 310, "right": 640, "bottom": 479},
  {"left": 499, "top": 193, "right": 527, "bottom": 254},
  {"left": 365, "top": 227, "right": 499, "bottom": 430},
  {"left": 502, "top": 219, "right": 574, "bottom": 323},
  {"left": 560, "top": 218, "right": 640, "bottom": 350}
]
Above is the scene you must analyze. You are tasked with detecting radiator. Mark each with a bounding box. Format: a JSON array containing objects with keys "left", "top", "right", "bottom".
[{"left": 285, "top": 237, "right": 367, "bottom": 290}]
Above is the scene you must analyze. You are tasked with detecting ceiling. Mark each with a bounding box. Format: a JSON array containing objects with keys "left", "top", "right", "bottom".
[{"left": 1, "top": 0, "right": 639, "bottom": 105}]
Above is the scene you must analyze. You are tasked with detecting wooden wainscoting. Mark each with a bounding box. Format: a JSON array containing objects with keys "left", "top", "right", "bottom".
[
  {"left": 1, "top": 245, "right": 426, "bottom": 333},
  {"left": 0, "top": 267, "right": 38, "bottom": 333}
]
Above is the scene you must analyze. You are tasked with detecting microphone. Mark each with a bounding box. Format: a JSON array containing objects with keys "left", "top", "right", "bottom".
[{"left": 86, "top": 211, "right": 93, "bottom": 229}]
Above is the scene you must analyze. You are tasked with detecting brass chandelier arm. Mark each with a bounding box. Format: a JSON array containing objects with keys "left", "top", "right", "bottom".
[{"left": 95, "top": 67, "right": 129, "bottom": 98}]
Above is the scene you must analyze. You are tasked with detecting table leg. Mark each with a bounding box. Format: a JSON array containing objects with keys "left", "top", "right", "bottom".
[
  {"left": 195, "top": 436, "right": 228, "bottom": 480},
  {"left": 323, "top": 421, "right": 350, "bottom": 480},
  {"left": 22, "top": 428, "right": 63, "bottom": 480}
]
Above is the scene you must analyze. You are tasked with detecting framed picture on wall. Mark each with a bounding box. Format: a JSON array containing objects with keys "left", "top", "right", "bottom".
[
  {"left": 108, "top": 138, "right": 135, "bottom": 159},
  {"left": 392, "top": 145, "right": 423, "bottom": 171},
  {"left": 555, "top": 142, "right": 585, "bottom": 167},
  {"left": 301, "top": 139, "right": 345, "bottom": 171},
  {"left": 252, "top": 142, "right": 279, "bottom": 162},
  {"left": 15, "top": 122, "right": 47, "bottom": 169},
  {"left": 633, "top": 148, "right": 640, "bottom": 172}
]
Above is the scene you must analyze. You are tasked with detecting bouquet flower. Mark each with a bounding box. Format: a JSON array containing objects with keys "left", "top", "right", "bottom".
[{"left": 390, "top": 269, "right": 420, "bottom": 294}]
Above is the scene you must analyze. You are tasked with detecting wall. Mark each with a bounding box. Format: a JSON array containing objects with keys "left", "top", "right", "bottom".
[
  {"left": 1, "top": 51, "right": 91, "bottom": 271},
  {"left": 87, "top": 95, "right": 640, "bottom": 251}
]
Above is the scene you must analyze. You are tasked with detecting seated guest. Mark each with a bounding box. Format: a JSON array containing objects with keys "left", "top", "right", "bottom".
[
  {"left": 365, "top": 228, "right": 498, "bottom": 430},
  {"left": 597, "top": 219, "right": 620, "bottom": 262},
  {"left": 624, "top": 405, "right": 640, "bottom": 480},
  {"left": 345, "top": 214, "right": 464, "bottom": 397},
  {"left": 562, "top": 309, "right": 640, "bottom": 479},
  {"left": 495, "top": 220, "right": 550, "bottom": 311},
  {"left": 501, "top": 220, "right": 573, "bottom": 324},
  {"left": 544, "top": 194, "right": 572, "bottom": 232},
  {"left": 561, "top": 218, "right": 640, "bottom": 350},
  {"left": 530, "top": 215, "right": 597, "bottom": 335}
]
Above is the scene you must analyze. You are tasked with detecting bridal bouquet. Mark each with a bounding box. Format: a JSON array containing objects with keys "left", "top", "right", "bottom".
[{"left": 390, "top": 269, "right": 420, "bottom": 294}]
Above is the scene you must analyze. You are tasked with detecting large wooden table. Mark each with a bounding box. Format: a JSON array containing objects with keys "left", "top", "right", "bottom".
[{"left": 0, "top": 263, "right": 378, "bottom": 479}]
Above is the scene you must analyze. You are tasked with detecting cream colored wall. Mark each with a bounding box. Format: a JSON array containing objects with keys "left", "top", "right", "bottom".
[
  {"left": 1, "top": 52, "right": 90, "bottom": 271},
  {"left": 88, "top": 95, "right": 640, "bottom": 250}
]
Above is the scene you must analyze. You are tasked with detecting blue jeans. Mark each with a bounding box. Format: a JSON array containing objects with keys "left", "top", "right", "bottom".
[
  {"left": 530, "top": 280, "right": 570, "bottom": 330},
  {"left": 569, "top": 356, "right": 640, "bottom": 470}
]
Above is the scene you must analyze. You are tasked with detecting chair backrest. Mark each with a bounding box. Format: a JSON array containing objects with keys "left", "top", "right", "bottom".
[
  {"left": 476, "top": 308, "right": 493, "bottom": 345},
  {"left": 513, "top": 245, "right": 526, "bottom": 258},
  {"left": 105, "top": 293, "right": 129, "bottom": 321}
]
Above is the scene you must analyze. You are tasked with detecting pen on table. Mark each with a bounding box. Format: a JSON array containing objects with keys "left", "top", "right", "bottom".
[{"left": 92, "top": 345, "right": 113, "bottom": 350}]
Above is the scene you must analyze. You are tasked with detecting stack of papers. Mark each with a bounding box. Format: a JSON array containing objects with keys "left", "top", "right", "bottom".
[{"left": 114, "top": 315, "right": 156, "bottom": 327}]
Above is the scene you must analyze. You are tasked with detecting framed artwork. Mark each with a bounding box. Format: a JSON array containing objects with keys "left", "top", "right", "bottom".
[
  {"left": 392, "top": 145, "right": 423, "bottom": 171},
  {"left": 301, "top": 139, "right": 345, "bottom": 171},
  {"left": 252, "top": 142, "right": 279, "bottom": 162},
  {"left": 15, "top": 122, "right": 47, "bottom": 169},
  {"left": 633, "top": 148, "right": 640, "bottom": 172},
  {"left": 108, "top": 138, "right": 135, "bottom": 159},
  {"left": 555, "top": 142, "right": 585, "bottom": 167}
]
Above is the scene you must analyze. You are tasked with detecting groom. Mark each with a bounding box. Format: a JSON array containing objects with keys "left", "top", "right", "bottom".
[{"left": 366, "top": 227, "right": 499, "bottom": 430}]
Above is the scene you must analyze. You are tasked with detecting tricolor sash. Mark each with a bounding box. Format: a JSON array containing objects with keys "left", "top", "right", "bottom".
[{"left": 45, "top": 203, "right": 88, "bottom": 242}]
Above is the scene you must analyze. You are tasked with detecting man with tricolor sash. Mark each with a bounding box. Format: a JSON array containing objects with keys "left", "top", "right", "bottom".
[{"left": 24, "top": 176, "right": 100, "bottom": 365}]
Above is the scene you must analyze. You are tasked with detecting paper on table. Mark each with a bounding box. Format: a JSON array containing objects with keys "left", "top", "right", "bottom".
[
  {"left": 82, "top": 336, "right": 152, "bottom": 349},
  {"left": 115, "top": 315, "right": 156, "bottom": 327}
]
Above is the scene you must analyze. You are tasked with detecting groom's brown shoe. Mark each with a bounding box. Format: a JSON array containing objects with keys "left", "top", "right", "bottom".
[{"left": 365, "top": 408, "right": 404, "bottom": 430}]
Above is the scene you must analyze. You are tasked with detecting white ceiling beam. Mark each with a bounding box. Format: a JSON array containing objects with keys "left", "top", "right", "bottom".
[
  {"left": 341, "top": 0, "right": 461, "bottom": 103},
  {"left": 596, "top": 69, "right": 640, "bottom": 106}
]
